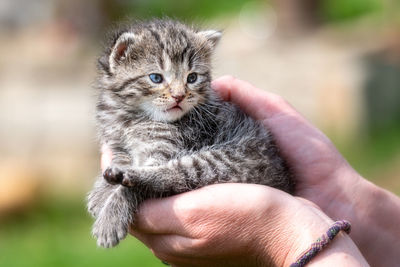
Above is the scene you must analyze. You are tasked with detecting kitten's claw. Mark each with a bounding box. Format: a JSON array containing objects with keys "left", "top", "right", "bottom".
[{"left": 103, "top": 167, "right": 124, "bottom": 185}]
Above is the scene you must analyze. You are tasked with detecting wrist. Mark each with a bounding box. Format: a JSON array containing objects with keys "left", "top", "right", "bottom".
[
  {"left": 281, "top": 214, "right": 333, "bottom": 266},
  {"left": 283, "top": 219, "right": 368, "bottom": 267},
  {"left": 316, "top": 163, "right": 365, "bottom": 221},
  {"left": 255, "top": 199, "right": 334, "bottom": 266},
  {"left": 255, "top": 197, "right": 368, "bottom": 267}
]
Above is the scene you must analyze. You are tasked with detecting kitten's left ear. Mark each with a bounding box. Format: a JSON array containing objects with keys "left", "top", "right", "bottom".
[{"left": 198, "top": 30, "right": 222, "bottom": 48}]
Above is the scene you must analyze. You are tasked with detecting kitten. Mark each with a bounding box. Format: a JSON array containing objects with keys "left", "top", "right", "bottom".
[{"left": 87, "top": 19, "right": 294, "bottom": 248}]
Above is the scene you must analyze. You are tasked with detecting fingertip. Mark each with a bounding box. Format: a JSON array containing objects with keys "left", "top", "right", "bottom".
[
  {"left": 211, "top": 75, "right": 236, "bottom": 101},
  {"left": 212, "top": 75, "right": 258, "bottom": 103}
]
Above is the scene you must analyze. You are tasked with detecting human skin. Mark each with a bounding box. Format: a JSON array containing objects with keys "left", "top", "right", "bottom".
[
  {"left": 130, "top": 184, "right": 368, "bottom": 267},
  {"left": 210, "top": 76, "right": 400, "bottom": 266},
  {"left": 100, "top": 76, "right": 399, "bottom": 265}
]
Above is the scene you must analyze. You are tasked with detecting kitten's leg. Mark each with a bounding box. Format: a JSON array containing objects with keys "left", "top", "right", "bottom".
[
  {"left": 89, "top": 144, "right": 140, "bottom": 247},
  {"left": 92, "top": 185, "right": 140, "bottom": 248},
  {"left": 88, "top": 144, "right": 132, "bottom": 218},
  {"left": 113, "top": 147, "right": 292, "bottom": 194},
  {"left": 87, "top": 176, "right": 116, "bottom": 218}
]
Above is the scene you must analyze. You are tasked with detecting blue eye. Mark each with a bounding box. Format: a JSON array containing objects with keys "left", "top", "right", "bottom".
[
  {"left": 149, "top": 73, "right": 163, "bottom": 83},
  {"left": 187, "top": 73, "right": 197, "bottom": 84}
]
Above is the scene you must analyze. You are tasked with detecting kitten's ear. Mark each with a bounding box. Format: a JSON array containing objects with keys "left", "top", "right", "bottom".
[
  {"left": 109, "top": 32, "right": 136, "bottom": 72},
  {"left": 198, "top": 30, "right": 222, "bottom": 48}
]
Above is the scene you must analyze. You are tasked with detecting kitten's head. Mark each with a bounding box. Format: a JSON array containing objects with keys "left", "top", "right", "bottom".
[{"left": 97, "top": 19, "right": 221, "bottom": 122}]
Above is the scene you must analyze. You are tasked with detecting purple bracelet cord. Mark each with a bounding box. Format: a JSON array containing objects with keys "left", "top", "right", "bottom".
[{"left": 289, "top": 220, "right": 351, "bottom": 267}]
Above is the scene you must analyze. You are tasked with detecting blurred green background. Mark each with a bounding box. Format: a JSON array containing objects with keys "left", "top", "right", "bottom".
[{"left": 0, "top": 0, "right": 399, "bottom": 266}]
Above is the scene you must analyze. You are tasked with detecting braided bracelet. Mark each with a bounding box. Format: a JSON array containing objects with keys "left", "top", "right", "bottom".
[{"left": 290, "top": 220, "right": 351, "bottom": 267}]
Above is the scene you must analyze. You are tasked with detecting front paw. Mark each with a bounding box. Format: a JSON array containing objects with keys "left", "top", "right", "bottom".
[
  {"left": 103, "top": 166, "right": 125, "bottom": 185},
  {"left": 120, "top": 169, "right": 141, "bottom": 188},
  {"left": 92, "top": 216, "right": 128, "bottom": 248},
  {"left": 103, "top": 165, "right": 141, "bottom": 188}
]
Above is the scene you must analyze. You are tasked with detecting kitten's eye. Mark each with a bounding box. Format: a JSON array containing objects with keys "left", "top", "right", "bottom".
[
  {"left": 149, "top": 73, "right": 163, "bottom": 84},
  {"left": 187, "top": 73, "right": 197, "bottom": 84}
]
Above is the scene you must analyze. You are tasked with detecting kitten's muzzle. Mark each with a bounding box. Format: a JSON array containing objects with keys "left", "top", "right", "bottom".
[{"left": 171, "top": 94, "right": 185, "bottom": 103}]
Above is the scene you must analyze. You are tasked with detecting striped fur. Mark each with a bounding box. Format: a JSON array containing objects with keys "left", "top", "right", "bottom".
[{"left": 87, "top": 19, "right": 294, "bottom": 248}]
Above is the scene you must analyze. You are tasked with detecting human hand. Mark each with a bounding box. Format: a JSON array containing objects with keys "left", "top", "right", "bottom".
[
  {"left": 129, "top": 184, "right": 366, "bottom": 267},
  {"left": 211, "top": 76, "right": 363, "bottom": 216},
  {"left": 211, "top": 76, "right": 400, "bottom": 267}
]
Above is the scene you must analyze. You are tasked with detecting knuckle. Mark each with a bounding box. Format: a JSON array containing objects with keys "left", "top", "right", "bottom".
[{"left": 267, "top": 94, "right": 289, "bottom": 111}]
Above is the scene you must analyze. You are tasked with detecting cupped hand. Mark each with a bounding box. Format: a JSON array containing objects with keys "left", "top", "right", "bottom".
[
  {"left": 211, "top": 76, "right": 363, "bottom": 215},
  {"left": 129, "top": 183, "right": 364, "bottom": 267}
]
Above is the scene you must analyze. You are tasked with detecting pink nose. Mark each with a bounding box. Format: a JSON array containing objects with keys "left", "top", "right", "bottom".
[{"left": 172, "top": 94, "right": 185, "bottom": 103}]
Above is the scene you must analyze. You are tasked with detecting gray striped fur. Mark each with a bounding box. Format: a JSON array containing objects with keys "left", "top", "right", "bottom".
[{"left": 87, "top": 19, "right": 294, "bottom": 248}]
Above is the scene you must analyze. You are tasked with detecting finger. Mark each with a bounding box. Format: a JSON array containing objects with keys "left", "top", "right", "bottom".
[
  {"left": 100, "top": 144, "right": 112, "bottom": 172},
  {"left": 130, "top": 231, "right": 201, "bottom": 262},
  {"left": 133, "top": 184, "right": 236, "bottom": 235},
  {"left": 133, "top": 195, "right": 191, "bottom": 235},
  {"left": 133, "top": 184, "right": 273, "bottom": 235},
  {"left": 133, "top": 185, "right": 226, "bottom": 235},
  {"left": 211, "top": 75, "right": 293, "bottom": 120}
]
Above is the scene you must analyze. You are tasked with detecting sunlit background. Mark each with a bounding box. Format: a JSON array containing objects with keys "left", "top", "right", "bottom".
[{"left": 1, "top": 0, "right": 399, "bottom": 266}]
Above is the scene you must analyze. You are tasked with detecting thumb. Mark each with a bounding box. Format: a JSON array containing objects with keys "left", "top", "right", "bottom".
[{"left": 211, "top": 75, "right": 288, "bottom": 120}]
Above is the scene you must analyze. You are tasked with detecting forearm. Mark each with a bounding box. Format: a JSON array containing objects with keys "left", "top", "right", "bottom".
[{"left": 323, "top": 169, "right": 400, "bottom": 266}]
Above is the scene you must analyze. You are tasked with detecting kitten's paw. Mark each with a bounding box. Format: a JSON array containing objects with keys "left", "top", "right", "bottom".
[
  {"left": 92, "top": 217, "right": 128, "bottom": 248},
  {"left": 103, "top": 166, "right": 124, "bottom": 185},
  {"left": 121, "top": 169, "right": 140, "bottom": 188},
  {"left": 103, "top": 165, "right": 141, "bottom": 188}
]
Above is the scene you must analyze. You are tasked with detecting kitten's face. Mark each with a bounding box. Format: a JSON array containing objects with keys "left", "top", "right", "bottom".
[{"left": 99, "top": 20, "right": 221, "bottom": 122}]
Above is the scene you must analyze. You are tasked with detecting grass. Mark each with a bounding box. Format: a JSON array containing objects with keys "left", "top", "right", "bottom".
[{"left": 0, "top": 198, "right": 162, "bottom": 267}]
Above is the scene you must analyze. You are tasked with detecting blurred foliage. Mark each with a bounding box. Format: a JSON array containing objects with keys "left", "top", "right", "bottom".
[
  {"left": 340, "top": 55, "right": 400, "bottom": 189},
  {"left": 105, "top": 0, "right": 264, "bottom": 22},
  {"left": 337, "top": 125, "right": 400, "bottom": 183},
  {"left": 321, "top": 0, "right": 383, "bottom": 22},
  {"left": 103, "top": 0, "right": 398, "bottom": 23},
  {"left": 0, "top": 198, "right": 161, "bottom": 267},
  {"left": 364, "top": 55, "right": 400, "bottom": 132}
]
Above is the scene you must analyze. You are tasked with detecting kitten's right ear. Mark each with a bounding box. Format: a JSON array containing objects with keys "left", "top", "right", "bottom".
[
  {"left": 109, "top": 32, "right": 135, "bottom": 72},
  {"left": 197, "top": 30, "right": 222, "bottom": 49}
]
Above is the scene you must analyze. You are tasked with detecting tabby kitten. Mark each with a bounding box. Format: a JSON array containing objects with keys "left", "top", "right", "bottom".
[{"left": 87, "top": 19, "right": 294, "bottom": 248}]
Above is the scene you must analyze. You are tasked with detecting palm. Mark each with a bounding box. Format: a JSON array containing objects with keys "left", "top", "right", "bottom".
[
  {"left": 212, "top": 76, "right": 352, "bottom": 207},
  {"left": 262, "top": 110, "right": 346, "bottom": 200}
]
